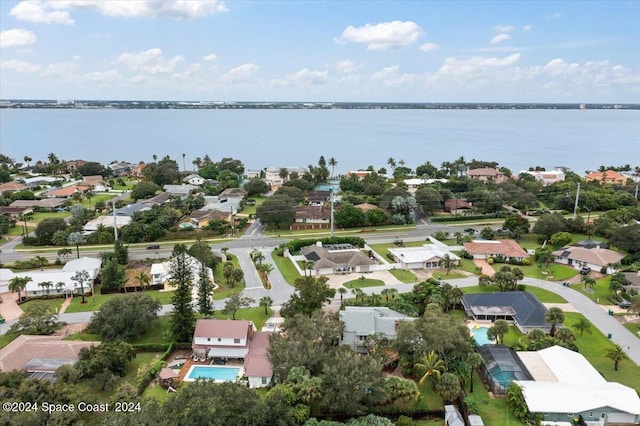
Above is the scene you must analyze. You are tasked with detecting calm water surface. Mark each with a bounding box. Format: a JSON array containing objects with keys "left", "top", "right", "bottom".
[{"left": 1, "top": 108, "right": 638, "bottom": 174}]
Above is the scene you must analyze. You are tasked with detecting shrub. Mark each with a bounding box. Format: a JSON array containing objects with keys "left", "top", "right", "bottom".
[
  {"left": 522, "top": 258, "right": 532, "bottom": 266},
  {"left": 136, "top": 359, "right": 164, "bottom": 396},
  {"left": 486, "top": 257, "right": 494, "bottom": 265}
]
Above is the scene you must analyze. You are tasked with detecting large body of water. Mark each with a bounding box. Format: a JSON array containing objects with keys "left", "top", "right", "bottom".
[{"left": 1, "top": 108, "right": 638, "bottom": 174}]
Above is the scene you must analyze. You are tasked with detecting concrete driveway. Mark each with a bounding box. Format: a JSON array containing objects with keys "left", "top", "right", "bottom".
[
  {"left": 325, "top": 270, "right": 403, "bottom": 289},
  {"left": 473, "top": 259, "right": 495, "bottom": 276},
  {"left": 0, "top": 292, "right": 24, "bottom": 321}
]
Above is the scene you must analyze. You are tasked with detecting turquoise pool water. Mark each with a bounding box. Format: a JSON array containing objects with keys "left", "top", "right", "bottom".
[
  {"left": 471, "top": 326, "right": 494, "bottom": 346},
  {"left": 185, "top": 366, "right": 241, "bottom": 382}
]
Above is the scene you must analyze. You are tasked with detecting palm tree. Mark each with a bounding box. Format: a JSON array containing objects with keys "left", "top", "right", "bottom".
[
  {"left": 23, "top": 155, "right": 32, "bottom": 167},
  {"left": 135, "top": 271, "right": 151, "bottom": 292},
  {"left": 279, "top": 167, "right": 289, "bottom": 182},
  {"left": 545, "top": 306, "right": 565, "bottom": 337},
  {"left": 581, "top": 275, "right": 596, "bottom": 291},
  {"left": 467, "top": 352, "right": 483, "bottom": 393},
  {"left": 571, "top": 317, "right": 592, "bottom": 337},
  {"left": 259, "top": 296, "right": 273, "bottom": 315},
  {"left": 58, "top": 248, "right": 72, "bottom": 261},
  {"left": 442, "top": 254, "right": 454, "bottom": 275},
  {"left": 33, "top": 255, "right": 48, "bottom": 268},
  {"left": 56, "top": 281, "right": 65, "bottom": 294},
  {"left": 251, "top": 250, "right": 264, "bottom": 265},
  {"left": 604, "top": 343, "right": 629, "bottom": 371},
  {"left": 337, "top": 287, "right": 347, "bottom": 305},
  {"left": 9, "top": 276, "right": 32, "bottom": 302},
  {"left": 414, "top": 351, "right": 445, "bottom": 389},
  {"left": 328, "top": 157, "right": 337, "bottom": 177},
  {"left": 487, "top": 319, "right": 510, "bottom": 344},
  {"left": 192, "top": 157, "right": 202, "bottom": 171},
  {"left": 71, "top": 270, "right": 90, "bottom": 304},
  {"left": 554, "top": 327, "right": 576, "bottom": 347},
  {"left": 67, "top": 232, "right": 85, "bottom": 259},
  {"left": 303, "top": 260, "right": 315, "bottom": 277},
  {"left": 152, "top": 154, "right": 157, "bottom": 163},
  {"left": 182, "top": 153, "right": 186, "bottom": 172}
]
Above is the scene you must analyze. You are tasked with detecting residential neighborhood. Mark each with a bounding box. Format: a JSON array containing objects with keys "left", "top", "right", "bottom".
[{"left": 0, "top": 152, "right": 639, "bottom": 426}]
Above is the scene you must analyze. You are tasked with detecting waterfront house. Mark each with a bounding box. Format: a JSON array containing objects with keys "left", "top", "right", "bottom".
[{"left": 521, "top": 169, "right": 566, "bottom": 185}]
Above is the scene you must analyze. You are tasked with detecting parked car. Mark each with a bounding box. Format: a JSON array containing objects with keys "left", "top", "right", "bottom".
[
  {"left": 580, "top": 267, "right": 591, "bottom": 275},
  {"left": 619, "top": 301, "right": 632, "bottom": 309},
  {"left": 147, "top": 244, "right": 160, "bottom": 250}
]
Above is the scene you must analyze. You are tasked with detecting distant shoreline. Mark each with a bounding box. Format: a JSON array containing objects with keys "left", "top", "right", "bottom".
[{"left": 1, "top": 100, "right": 639, "bottom": 110}]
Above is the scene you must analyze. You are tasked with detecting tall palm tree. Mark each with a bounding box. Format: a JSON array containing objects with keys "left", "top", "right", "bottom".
[
  {"left": 152, "top": 154, "right": 157, "bottom": 163},
  {"left": 9, "top": 276, "right": 32, "bottom": 302},
  {"left": 182, "top": 153, "right": 186, "bottom": 172},
  {"left": 604, "top": 344, "right": 629, "bottom": 371},
  {"left": 328, "top": 157, "right": 337, "bottom": 177},
  {"left": 571, "top": 317, "right": 592, "bottom": 337},
  {"left": 23, "top": 155, "right": 32, "bottom": 167},
  {"left": 466, "top": 352, "right": 483, "bottom": 393},
  {"left": 259, "top": 296, "right": 273, "bottom": 315},
  {"left": 135, "top": 271, "right": 151, "bottom": 292},
  {"left": 56, "top": 281, "right": 65, "bottom": 294},
  {"left": 545, "top": 306, "right": 565, "bottom": 337},
  {"left": 337, "top": 287, "right": 347, "bottom": 305},
  {"left": 279, "top": 167, "right": 289, "bottom": 182},
  {"left": 303, "top": 260, "right": 315, "bottom": 277},
  {"left": 414, "top": 351, "right": 445, "bottom": 389},
  {"left": 387, "top": 157, "right": 396, "bottom": 172},
  {"left": 192, "top": 157, "right": 202, "bottom": 171}
]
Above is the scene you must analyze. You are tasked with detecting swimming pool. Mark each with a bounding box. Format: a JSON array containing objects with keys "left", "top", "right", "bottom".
[
  {"left": 471, "top": 326, "right": 494, "bottom": 346},
  {"left": 184, "top": 365, "right": 242, "bottom": 382}
]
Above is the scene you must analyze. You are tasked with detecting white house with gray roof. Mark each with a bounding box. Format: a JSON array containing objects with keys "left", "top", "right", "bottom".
[{"left": 339, "top": 307, "right": 415, "bottom": 354}]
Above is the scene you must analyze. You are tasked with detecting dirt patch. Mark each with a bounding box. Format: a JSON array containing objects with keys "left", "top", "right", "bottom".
[{"left": 125, "top": 264, "right": 152, "bottom": 290}]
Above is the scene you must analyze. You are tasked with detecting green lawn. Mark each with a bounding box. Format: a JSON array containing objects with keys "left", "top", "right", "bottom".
[
  {"left": 623, "top": 322, "right": 640, "bottom": 339},
  {"left": 62, "top": 287, "right": 175, "bottom": 313},
  {"left": 30, "top": 211, "right": 71, "bottom": 222},
  {"left": 239, "top": 197, "right": 266, "bottom": 216},
  {"left": 6, "top": 225, "right": 34, "bottom": 236},
  {"left": 133, "top": 315, "right": 172, "bottom": 344},
  {"left": 368, "top": 241, "right": 429, "bottom": 259},
  {"left": 213, "top": 255, "right": 246, "bottom": 299},
  {"left": 465, "top": 371, "right": 526, "bottom": 426},
  {"left": 19, "top": 297, "right": 65, "bottom": 312},
  {"left": 80, "top": 193, "right": 115, "bottom": 209},
  {"left": 457, "top": 259, "right": 482, "bottom": 275},
  {"left": 271, "top": 251, "right": 300, "bottom": 286},
  {"left": 389, "top": 269, "right": 417, "bottom": 283},
  {"left": 461, "top": 285, "right": 567, "bottom": 303},
  {"left": 564, "top": 312, "right": 640, "bottom": 394},
  {"left": 213, "top": 307, "right": 272, "bottom": 330},
  {"left": 343, "top": 278, "right": 385, "bottom": 289},
  {"left": 436, "top": 271, "right": 469, "bottom": 280},
  {"left": 571, "top": 276, "right": 613, "bottom": 304},
  {"left": 511, "top": 263, "right": 578, "bottom": 281}
]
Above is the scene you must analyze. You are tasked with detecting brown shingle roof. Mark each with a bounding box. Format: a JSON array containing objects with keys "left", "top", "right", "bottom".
[
  {"left": 463, "top": 239, "right": 529, "bottom": 259},
  {"left": 0, "top": 182, "right": 26, "bottom": 192},
  {"left": 193, "top": 319, "right": 253, "bottom": 340},
  {"left": 551, "top": 246, "right": 624, "bottom": 268},
  {"left": 301, "top": 245, "right": 376, "bottom": 269},
  {"left": 10, "top": 198, "right": 66, "bottom": 209},
  {"left": 467, "top": 168, "right": 504, "bottom": 177},
  {"left": 0, "top": 335, "right": 100, "bottom": 372},
  {"left": 354, "top": 203, "right": 379, "bottom": 212},
  {"left": 444, "top": 198, "right": 471, "bottom": 210},
  {"left": 295, "top": 206, "right": 330, "bottom": 220}
]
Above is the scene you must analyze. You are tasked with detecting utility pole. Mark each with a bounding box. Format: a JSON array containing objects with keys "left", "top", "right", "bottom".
[
  {"left": 112, "top": 199, "right": 118, "bottom": 241},
  {"left": 573, "top": 182, "right": 580, "bottom": 220},
  {"left": 330, "top": 191, "right": 334, "bottom": 237}
]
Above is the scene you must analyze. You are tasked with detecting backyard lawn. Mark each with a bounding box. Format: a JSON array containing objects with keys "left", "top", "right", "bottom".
[
  {"left": 213, "top": 254, "right": 246, "bottom": 299},
  {"left": 62, "top": 287, "right": 175, "bottom": 313},
  {"left": 343, "top": 278, "right": 385, "bottom": 289},
  {"left": 213, "top": 307, "right": 272, "bottom": 330},
  {"left": 30, "top": 211, "right": 71, "bottom": 222},
  {"left": 510, "top": 263, "right": 578, "bottom": 281},
  {"left": 465, "top": 371, "right": 526, "bottom": 426},
  {"left": 389, "top": 268, "right": 417, "bottom": 283},
  {"left": 368, "top": 241, "right": 429, "bottom": 259}
]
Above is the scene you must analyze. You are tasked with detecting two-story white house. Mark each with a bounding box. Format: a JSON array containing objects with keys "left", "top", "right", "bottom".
[
  {"left": 340, "top": 307, "right": 415, "bottom": 354},
  {"left": 192, "top": 319, "right": 257, "bottom": 359}
]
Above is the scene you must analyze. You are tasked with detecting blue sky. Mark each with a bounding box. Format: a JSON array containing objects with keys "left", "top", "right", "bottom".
[{"left": 1, "top": 0, "right": 638, "bottom": 102}]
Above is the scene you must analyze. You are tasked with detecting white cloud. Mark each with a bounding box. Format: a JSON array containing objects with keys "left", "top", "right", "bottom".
[
  {"left": 203, "top": 53, "right": 218, "bottom": 62},
  {"left": 419, "top": 42, "right": 440, "bottom": 52},
  {"left": 371, "top": 65, "right": 415, "bottom": 88},
  {"left": 438, "top": 53, "right": 522, "bottom": 77},
  {"left": 9, "top": 0, "right": 227, "bottom": 24},
  {"left": 335, "top": 60, "right": 361, "bottom": 73},
  {"left": 337, "top": 20, "right": 422, "bottom": 51},
  {"left": 74, "top": 69, "right": 123, "bottom": 83},
  {"left": 522, "top": 25, "right": 532, "bottom": 31},
  {"left": 0, "top": 29, "right": 37, "bottom": 48},
  {"left": 495, "top": 24, "right": 516, "bottom": 33},
  {"left": 546, "top": 12, "right": 561, "bottom": 20},
  {"left": 491, "top": 33, "right": 511, "bottom": 45},
  {"left": 40, "top": 60, "right": 78, "bottom": 77},
  {"left": 116, "top": 48, "right": 184, "bottom": 74},
  {"left": 172, "top": 63, "right": 202, "bottom": 80},
  {"left": 9, "top": 1, "right": 73, "bottom": 24},
  {"left": 0, "top": 59, "right": 42, "bottom": 72},
  {"left": 220, "top": 63, "right": 259, "bottom": 82}
]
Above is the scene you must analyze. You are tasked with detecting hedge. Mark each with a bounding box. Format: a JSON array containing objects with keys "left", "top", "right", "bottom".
[
  {"left": 288, "top": 236, "right": 366, "bottom": 252},
  {"left": 132, "top": 343, "right": 171, "bottom": 352},
  {"left": 430, "top": 213, "right": 508, "bottom": 222}
]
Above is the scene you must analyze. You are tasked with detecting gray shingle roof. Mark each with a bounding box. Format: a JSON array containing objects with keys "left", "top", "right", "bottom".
[
  {"left": 462, "top": 291, "right": 549, "bottom": 328},
  {"left": 340, "top": 307, "right": 412, "bottom": 336}
]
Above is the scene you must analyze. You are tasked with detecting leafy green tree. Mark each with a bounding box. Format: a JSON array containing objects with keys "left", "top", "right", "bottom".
[
  {"left": 609, "top": 224, "right": 640, "bottom": 254},
  {"left": 77, "top": 161, "right": 107, "bottom": 176},
  {"left": 100, "top": 257, "right": 126, "bottom": 290},
  {"left": 415, "top": 187, "right": 443, "bottom": 215},
  {"left": 507, "top": 383, "right": 533, "bottom": 423},
  {"left": 131, "top": 181, "right": 161, "bottom": 200},
  {"left": 581, "top": 275, "right": 596, "bottom": 291},
  {"left": 244, "top": 178, "right": 269, "bottom": 196},
  {"left": 532, "top": 212, "right": 569, "bottom": 243},
  {"left": 487, "top": 319, "right": 510, "bottom": 344},
  {"left": 223, "top": 294, "right": 255, "bottom": 320},
  {"left": 196, "top": 262, "right": 214, "bottom": 317},
  {"left": 436, "top": 372, "right": 462, "bottom": 403},
  {"left": 168, "top": 244, "right": 196, "bottom": 342},
  {"left": 114, "top": 239, "right": 129, "bottom": 264},
  {"left": 604, "top": 343, "right": 629, "bottom": 371},
  {"left": 503, "top": 214, "right": 530, "bottom": 236},
  {"left": 535, "top": 246, "right": 553, "bottom": 271},
  {"left": 134, "top": 271, "right": 150, "bottom": 291},
  {"left": 257, "top": 195, "right": 297, "bottom": 229},
  {"left": 87, "top": 294, "right": 161, "bottom": 341},
  {"left": 35, "top": 217, "right": 67, "bottom": 245},
  {"left": 491, "top": 265, "right": 524, "bottom": 292},
  {"left": 334, "top": 203, "right": 366, "bottom": 228},
  {"left": 554, "top": 327, "right": 576, "bottom": 347},
  {"left": 545, "top": 306, "right": 565, "bottom": 337},
  {"left": 281, "top": 275, "right": 336, "bottom": 318},
  {"left": 549, "top": 231, "right": 573, "bottom": 247},
  {"left": 75, "top": 341, "right": 136, "bottom": 391},
  {"left": 9, "top": 303, "right": 61, "bottom": 335},
  {"left": 142, "top": 157, "right": 180, "bottom": 186}
]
